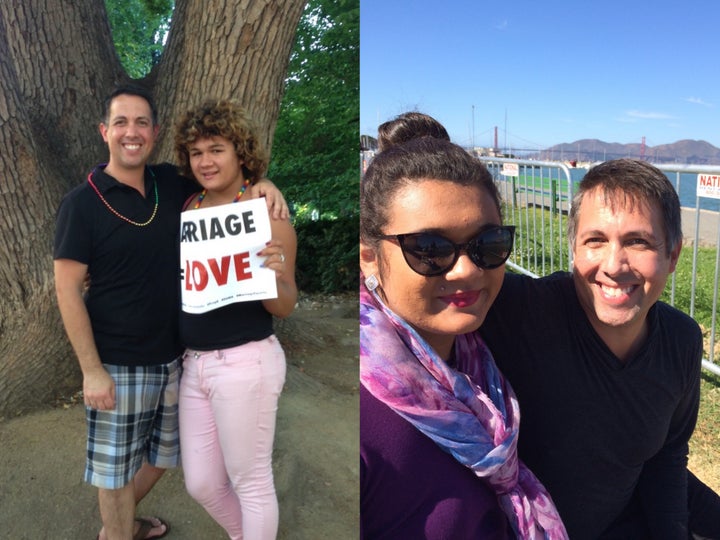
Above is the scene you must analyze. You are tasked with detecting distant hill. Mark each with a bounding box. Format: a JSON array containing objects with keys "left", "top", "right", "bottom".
[{"left": 537, "top": 139, "right": 720, "bottom": 165}]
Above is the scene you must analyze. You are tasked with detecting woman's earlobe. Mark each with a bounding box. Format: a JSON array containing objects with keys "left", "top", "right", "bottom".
[{"left": 360, "top": 242, "right": 380, "bottom": 283}]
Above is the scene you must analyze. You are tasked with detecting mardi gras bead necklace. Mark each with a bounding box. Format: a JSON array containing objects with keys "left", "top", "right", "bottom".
[
  {"left": 194, "top": 177, "right": 251, "bottom": 209},
  {"left": 87, "top": 168, "right": 158, "bottom": 227}
]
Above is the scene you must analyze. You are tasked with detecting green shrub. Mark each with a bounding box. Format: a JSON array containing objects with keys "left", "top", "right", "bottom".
[{"left": 294, "top": 216, "right": 358, "bottom": 293}]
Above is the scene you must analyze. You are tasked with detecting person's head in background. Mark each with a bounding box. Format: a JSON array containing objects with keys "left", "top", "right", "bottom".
[
  {"left": 360, "top": 137, "right": 513, "bottom": 359},
  {"left": 377, "top": 111, "right": 450, "bottom": 152},
  {"left": 568, "top": 158, "right": 682, "bottom": 358}
]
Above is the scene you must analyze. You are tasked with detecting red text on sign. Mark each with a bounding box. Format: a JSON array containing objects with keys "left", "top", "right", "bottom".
[{"left": 183, "top": 251, "right": 252, "bottom": 291}]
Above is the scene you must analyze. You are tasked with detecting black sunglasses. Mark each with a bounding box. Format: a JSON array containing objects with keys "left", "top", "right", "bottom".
[{"left": 379, "top": 225, "right": 515, "bottom": 276}]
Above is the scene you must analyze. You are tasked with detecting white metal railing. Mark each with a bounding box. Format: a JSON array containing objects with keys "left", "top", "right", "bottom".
[{"left": 479, "top": 156, "right": 720, "bottom": 376}]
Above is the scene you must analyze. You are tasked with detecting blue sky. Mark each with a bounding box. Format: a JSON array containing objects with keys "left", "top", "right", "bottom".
[{"left": 361, "top": 0, "right": 720, "bottom": 150}]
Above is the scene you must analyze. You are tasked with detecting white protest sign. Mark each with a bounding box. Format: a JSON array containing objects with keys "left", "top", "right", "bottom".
[
  {"left": 180, "top": 197, "right": 277, "bottom": 313},
  {"left": 697, "top": 173, "right": 720, "bottom": 200}
]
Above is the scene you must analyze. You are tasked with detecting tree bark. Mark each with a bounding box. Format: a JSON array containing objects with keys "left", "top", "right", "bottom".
[
  {"left": 0, "top": 0, "right": 305, "bottom": 418},
  {"left": 153, "top": 0, "right": 305, "bottom": 158}
]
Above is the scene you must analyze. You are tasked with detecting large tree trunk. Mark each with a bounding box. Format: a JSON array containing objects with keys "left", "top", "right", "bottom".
[{"left": 0, "top": 0, "right": 305, "bottom": 418}]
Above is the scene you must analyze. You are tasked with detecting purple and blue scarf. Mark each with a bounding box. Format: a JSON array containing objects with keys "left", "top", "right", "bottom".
[{"left": 359, "top": 282, "right": 568, "bottom": 539}]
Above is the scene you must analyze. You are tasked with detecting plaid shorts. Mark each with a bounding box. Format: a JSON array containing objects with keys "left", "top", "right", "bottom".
[{"left": 84, "top": 358, "right": 180, "bottom": 489}]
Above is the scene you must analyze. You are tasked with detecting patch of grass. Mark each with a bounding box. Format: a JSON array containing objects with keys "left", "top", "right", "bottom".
[
  {"left": 507, "top": 205, "right": 571, "bottom": 275},
  {"left": 690, "top": 372, "right": 720, "bottom": 492},
  {"left": 664, "top": 247, "right": 718, "bottom": 330}
]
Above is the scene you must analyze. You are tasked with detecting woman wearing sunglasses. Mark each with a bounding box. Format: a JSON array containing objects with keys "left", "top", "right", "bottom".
[{"left": 359, "top": 136, "right": 567, "bottom": 539}]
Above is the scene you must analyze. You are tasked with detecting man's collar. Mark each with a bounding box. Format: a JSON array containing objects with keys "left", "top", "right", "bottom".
[{"left": 90, "top": 164, "right": 153, "bottom": 193}]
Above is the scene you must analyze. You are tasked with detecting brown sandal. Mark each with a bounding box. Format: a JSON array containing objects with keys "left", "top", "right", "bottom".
[{"left": 133, "top": 517, "right": 170, "bottom": 540}]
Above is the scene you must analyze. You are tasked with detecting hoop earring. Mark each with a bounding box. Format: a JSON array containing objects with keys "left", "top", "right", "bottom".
[{"left": 365, "top": 274, "right": 379, "bottom": 291}]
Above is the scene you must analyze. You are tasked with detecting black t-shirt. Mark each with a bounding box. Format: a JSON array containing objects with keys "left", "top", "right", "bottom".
[
  {"left": 54, "top": 163, "right": 198, "bottom": 366},
  {"left": 180, "top": 298, "right": 273, "bottom": 350}
]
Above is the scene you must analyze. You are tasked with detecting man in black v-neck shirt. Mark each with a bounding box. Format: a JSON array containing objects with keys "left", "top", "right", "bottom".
[{"left": 481, "top": 159, "right": 719, "bottom": 539}]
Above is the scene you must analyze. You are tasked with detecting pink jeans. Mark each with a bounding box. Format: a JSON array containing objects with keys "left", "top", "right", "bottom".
[{"left": 179, "top": 335, "right": 286, "bottom": 540}]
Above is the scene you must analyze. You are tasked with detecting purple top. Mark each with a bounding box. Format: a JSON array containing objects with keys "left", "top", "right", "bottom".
[{"left": 360, "top": 383, "right": 513, "bottom": 539}]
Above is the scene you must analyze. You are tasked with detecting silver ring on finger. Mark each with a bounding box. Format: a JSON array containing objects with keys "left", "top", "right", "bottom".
[{"left": 280, "top": 253, "right": 285, "bottom": 263}]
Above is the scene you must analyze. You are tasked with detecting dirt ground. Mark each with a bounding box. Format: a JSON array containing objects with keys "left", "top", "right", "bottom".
[{"left": 0, "top": 293, "right": 359, "bottom": 540}]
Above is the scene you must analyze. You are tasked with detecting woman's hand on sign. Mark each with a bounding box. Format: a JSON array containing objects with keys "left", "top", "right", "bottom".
[{"left": 258, "top": 239, "right": 289, "bottom": 278}]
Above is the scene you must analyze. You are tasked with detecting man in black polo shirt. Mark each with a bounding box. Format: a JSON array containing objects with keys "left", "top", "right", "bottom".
[{"left": 53, "top": 85, "right": 286, "bottom": 540}]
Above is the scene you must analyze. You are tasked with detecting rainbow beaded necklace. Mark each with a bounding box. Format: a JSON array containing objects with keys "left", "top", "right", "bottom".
[
  {"left": 87, "top": 168, "right": 158, "bottom": 227},
  {"left": 194, "top": 178, "right": 251, "bottom": 209}
]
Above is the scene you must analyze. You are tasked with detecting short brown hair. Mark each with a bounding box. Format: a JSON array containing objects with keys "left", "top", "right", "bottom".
[
  {"left": 174, "top": 99, "right": 268, "bottom": 183},
  {"left": 569, "top": 158, "right": 682, "bottom": 256}
]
